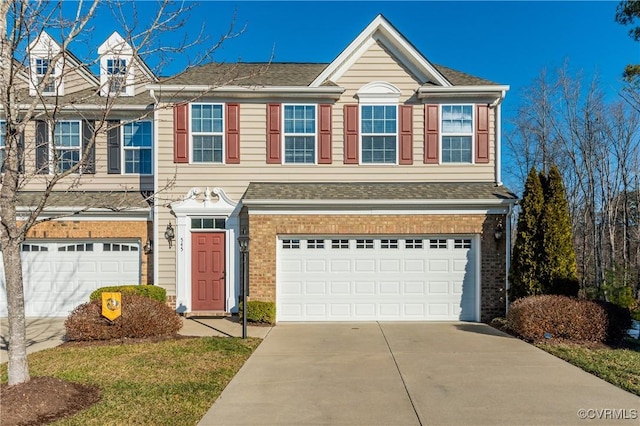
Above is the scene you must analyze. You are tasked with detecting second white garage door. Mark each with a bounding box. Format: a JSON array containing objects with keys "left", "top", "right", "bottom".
[{"left": 277, "top": 236, "right": 478, "bottom": 322}]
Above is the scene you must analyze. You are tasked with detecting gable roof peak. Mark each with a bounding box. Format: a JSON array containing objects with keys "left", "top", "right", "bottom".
[
  {"left": 98, "top": 31, "right": 131, "bottom": 55},
  {"left": 310, "top": 14, "right": 451, "bottom": 88}
]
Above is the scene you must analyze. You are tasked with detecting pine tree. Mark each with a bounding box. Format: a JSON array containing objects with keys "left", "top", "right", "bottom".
[
  {"left": 540, "top": 165, "right": 579, "bottom": 296},
  {"left": 509, "top": 167, "right": 545, "bottom": 300}
]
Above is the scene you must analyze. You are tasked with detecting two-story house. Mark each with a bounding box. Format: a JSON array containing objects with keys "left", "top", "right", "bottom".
[
  {"left": 149, "top": 15, "right": 517, "bottom": 322},
  {"left": 0, "top": 32, "right": 156, "bottom": 317}
]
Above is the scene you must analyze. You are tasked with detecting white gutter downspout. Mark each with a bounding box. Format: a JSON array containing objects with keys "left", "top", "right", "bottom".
[
  {"left": 150, "top": 89, "right": 159, "bottom": 287},
  {"left": 505, "top": 201, "right": 514, "bottom": 314},
  {"left": 489, "top": 90, "right": 507, "bottom": 186}
]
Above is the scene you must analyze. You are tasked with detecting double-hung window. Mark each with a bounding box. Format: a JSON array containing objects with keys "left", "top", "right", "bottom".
[
  {"left": 191, "top": 104, "right": 223, "bottom": 163},
  {"left": 107, "top": 58, "right": 127, "bottom": 94},
  {"left": 283, "top": 105, "right": 316, "bottom": 164},
  {"left": 123, "top": 121, "right": 152, "bottom": 174},
  {"left": 53, "top": 121, "right": 81, "bottom": 173},
  {"left": 35, "top": 58, "right": 55, "bottom": 94},
  {"left": 361, "top": 105, "right": 397, "bottom": 163},
  {"left": 441, "top": 105, "right": 473, "bottom": 163}
]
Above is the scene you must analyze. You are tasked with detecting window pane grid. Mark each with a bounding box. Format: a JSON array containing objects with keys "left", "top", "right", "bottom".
[
  {"left": 284, "top": 105, "right": 316, "bottom": 164},
  {"left": 123, "top": 121, "right": 152, "bottom": 174},
  {"left": 441, "top": 105, "right": 473, "bottom": 164},
  {"left": 53, "top": 121, "right": 80, "bottom": 173},
  {"left": 192, "top": 104, "right": 224, "bottom": 163},
  {"left": 361, "top": 105, "right": 396, "bottom": 164}
]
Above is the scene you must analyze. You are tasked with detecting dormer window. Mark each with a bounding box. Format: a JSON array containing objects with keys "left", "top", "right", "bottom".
[
  {"left": 28, "top": 32, "right": 64, "bottom": 96},
  {"left": 107, "top": 58, "right": 127, "bottom": 94},
  {"left": 99, "top": 32, "right": 135, "bottom": 97},
  {"left": 35, "top": 58, "right": 56, "bottom": 94}
]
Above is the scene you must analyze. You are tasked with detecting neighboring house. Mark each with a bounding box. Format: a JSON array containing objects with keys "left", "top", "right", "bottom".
[
  {"left": 149, "top": 14, "right": 517, "bottom": 322},
  {"left": 0, "top": 31, "right": 155, "bottom": 317}
]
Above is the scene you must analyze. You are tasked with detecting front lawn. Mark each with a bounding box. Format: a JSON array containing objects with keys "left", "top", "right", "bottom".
[
  {"left": 1, "top": 336, "right": 260, "bottom": 425},
  {"left": 536, "top": 340, "right": 640, "bottom": 396}
]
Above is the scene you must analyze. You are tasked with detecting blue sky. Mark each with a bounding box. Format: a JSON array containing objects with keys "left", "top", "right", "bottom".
[{"left": 82, "top": 1, "right": 640, "bottom": 189}]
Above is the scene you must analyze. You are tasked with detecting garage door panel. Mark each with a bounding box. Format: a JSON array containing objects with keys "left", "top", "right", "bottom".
[
  {"left": 330, "top": 281, "right": 350, "bottom": 294},
  {"left": 306, "top": 260, "right": 327, "bottom": 273},
  {"left": 428, "top": 259, "right": 449, "bottom": 272},
  {"left": 306, "top": 281, "right": 326, "bottom": 295},
  {"left": 404, "top": 259, "right": 425, "bottom": 272},
  {"left": 331, "top": 259, "right": 351, "bottom": 272},
  {"left": 277, "top": 236, "right": 477, "bottom": 322}
]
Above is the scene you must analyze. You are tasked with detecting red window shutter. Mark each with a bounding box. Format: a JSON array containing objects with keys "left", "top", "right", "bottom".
[
  {"left": 318, "top": 104, "right": 332, "bottom": 164},
  {"left": 475, "top": 104, "right": 490, "bottom": 163},
  {"left": 266, "top": 103, "right": 281, "bottom": 164},
  {"left": 399, "top": 105, "right": 413, "bottom": 165},
  {"left": 226, "top": 103, "right": 240, "bottom": 164},
  {"left": 173, "top": 103, "right": 189, "bottom": 163},
  {"left": 344, "top": 104, "right": 359, "bottom": 164},
  {"left": 424, "top": 104, "right": 439, "bottom": 164}
]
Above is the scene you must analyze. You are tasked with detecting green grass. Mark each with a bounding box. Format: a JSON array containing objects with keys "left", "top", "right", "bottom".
[
  {"left": 536, "top": 339, "right": 640, "bottom": 396},
  {"left": 0, "top": 337, "right": 261, "bottom": 425}
]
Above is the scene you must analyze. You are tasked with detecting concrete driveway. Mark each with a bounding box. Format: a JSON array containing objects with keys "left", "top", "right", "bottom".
[{"left": 200, "top": 322, "right": 639, "bottom": 426}]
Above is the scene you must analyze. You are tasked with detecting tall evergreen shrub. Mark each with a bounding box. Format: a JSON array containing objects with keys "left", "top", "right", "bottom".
[
  {"left": 509, "top": 167, "right": 545, "bottom": 300},
  {"left": 540, "top": 165, "right": 579, "bottom": 296}
]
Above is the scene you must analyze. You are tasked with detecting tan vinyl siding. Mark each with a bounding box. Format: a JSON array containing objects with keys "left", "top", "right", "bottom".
[
  {"left": 19, "top": 120, "right": 153, "bottom": 192},
  {"left": 62, "top": 65, "right": 96, "bottom": 95}
]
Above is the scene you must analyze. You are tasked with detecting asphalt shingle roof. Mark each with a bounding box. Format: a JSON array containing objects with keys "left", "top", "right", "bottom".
[
  {"left": 243, "top": 182, "right": 517, "bottom": 202},
  {"left": 16, "top": 191, "right": 151, "bottom": 210},
  {"left": 162, "top": 62, "right": 500, "bottom": 88}
]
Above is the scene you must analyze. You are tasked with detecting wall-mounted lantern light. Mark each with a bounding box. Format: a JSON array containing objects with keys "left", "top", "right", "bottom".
[
  {"left": 143, "top": 239, "right": 153, "bottom": 254},
  {"left": 164, "top": 223, "right": 175, "bottom": 249},
  {"left": 494, "top": 221, "right": 504, "bottom": 241}
]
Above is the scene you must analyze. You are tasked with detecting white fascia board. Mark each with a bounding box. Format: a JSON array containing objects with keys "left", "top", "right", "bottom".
[
  {"left": 418, "top": 85, "right": 510, "bottom": 99},
  {"left": 145, "top": 85, "right": 344, "bottom": 100}
]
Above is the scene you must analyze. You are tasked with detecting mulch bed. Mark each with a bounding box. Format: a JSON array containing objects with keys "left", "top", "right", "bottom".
[{"left": 1, "top": 376, "right": 101, "bottom": 426}]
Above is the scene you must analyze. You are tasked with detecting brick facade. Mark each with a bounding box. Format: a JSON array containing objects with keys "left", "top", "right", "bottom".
[
  {"left": 25, "top": 220, "right": 153, "bottom": 284},
  {"left": 248, "top": 213, "right": 507, "bottom": 322}
]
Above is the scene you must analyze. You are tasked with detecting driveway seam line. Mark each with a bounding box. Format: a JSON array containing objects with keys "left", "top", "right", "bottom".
[{"left": 377, "top": 322, "right": 423, "bottom": 426}]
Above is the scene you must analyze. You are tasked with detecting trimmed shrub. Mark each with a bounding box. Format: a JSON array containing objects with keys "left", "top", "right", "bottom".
[
  {"left": 239, "top": 301, "right": 275, "bottom": 325},
  {"left": 596, "top": 300, "right": 633, "bottom": 343},
  {"left": 90, "top": 285, "right": 166, "bottom": 303},
  {"left": 507, "top": 295, "right": 607, "bottom": 342},
  {"left": 66, "top": 294, "right": 182, "bottom": 341}
]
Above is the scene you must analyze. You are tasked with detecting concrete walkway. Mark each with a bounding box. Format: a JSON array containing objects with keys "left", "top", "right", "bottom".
[
  {"left": 199, "top": 322, "right": 640, "bottom": 426},
  {"left": 0, "top": 316, "right": 271, "bottom": 363}
]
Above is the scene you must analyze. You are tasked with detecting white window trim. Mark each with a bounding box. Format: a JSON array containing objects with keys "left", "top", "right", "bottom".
[
  {"left": 50, "top": 120, "right": 82, "bottom": 174},
  {"left": 29, "top": 56, "right": 63, "bottom": 97},
  {"left": 282, "top": 103, "right": 318, "bottom": 165},
  {"left": 440, "top": 103, "right": 475, "bottom": 165},
  {"left": 100, "top": 55, "right": 134, "bottom": 97},
  {"left": 359, "top": 103, "right": 399, "bottom": 165},
  {"left": 190, "top": 103, "right": 225, "bottom": 165},
  {"left": 121, "top": 120, "right": 153, "bottom": 175}
]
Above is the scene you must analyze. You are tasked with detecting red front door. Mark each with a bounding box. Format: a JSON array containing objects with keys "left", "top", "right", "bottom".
[{"left": 191, "top": 232, "right": 226, "bottom": 311}]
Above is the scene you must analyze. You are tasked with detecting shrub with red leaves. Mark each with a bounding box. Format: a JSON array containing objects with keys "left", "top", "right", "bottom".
[
  {"left": 507, "top": 295, "right": 608, "bottom": 342},
  {"left": 65, "top": 294, "right": 182, "bottom": 341}
]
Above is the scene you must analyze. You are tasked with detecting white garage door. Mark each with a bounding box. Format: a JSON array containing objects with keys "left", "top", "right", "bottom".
[
  {"left": 0, "top": 240, "right": 141, "bottom": 317},
  {"left": 277, "top": 236, "right": 478, "bottom": 322}
]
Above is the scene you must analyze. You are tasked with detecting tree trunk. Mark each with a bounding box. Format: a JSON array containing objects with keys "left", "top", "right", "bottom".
[{"left": 2, "top": 239, "right": 29, "bottom": 385}]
